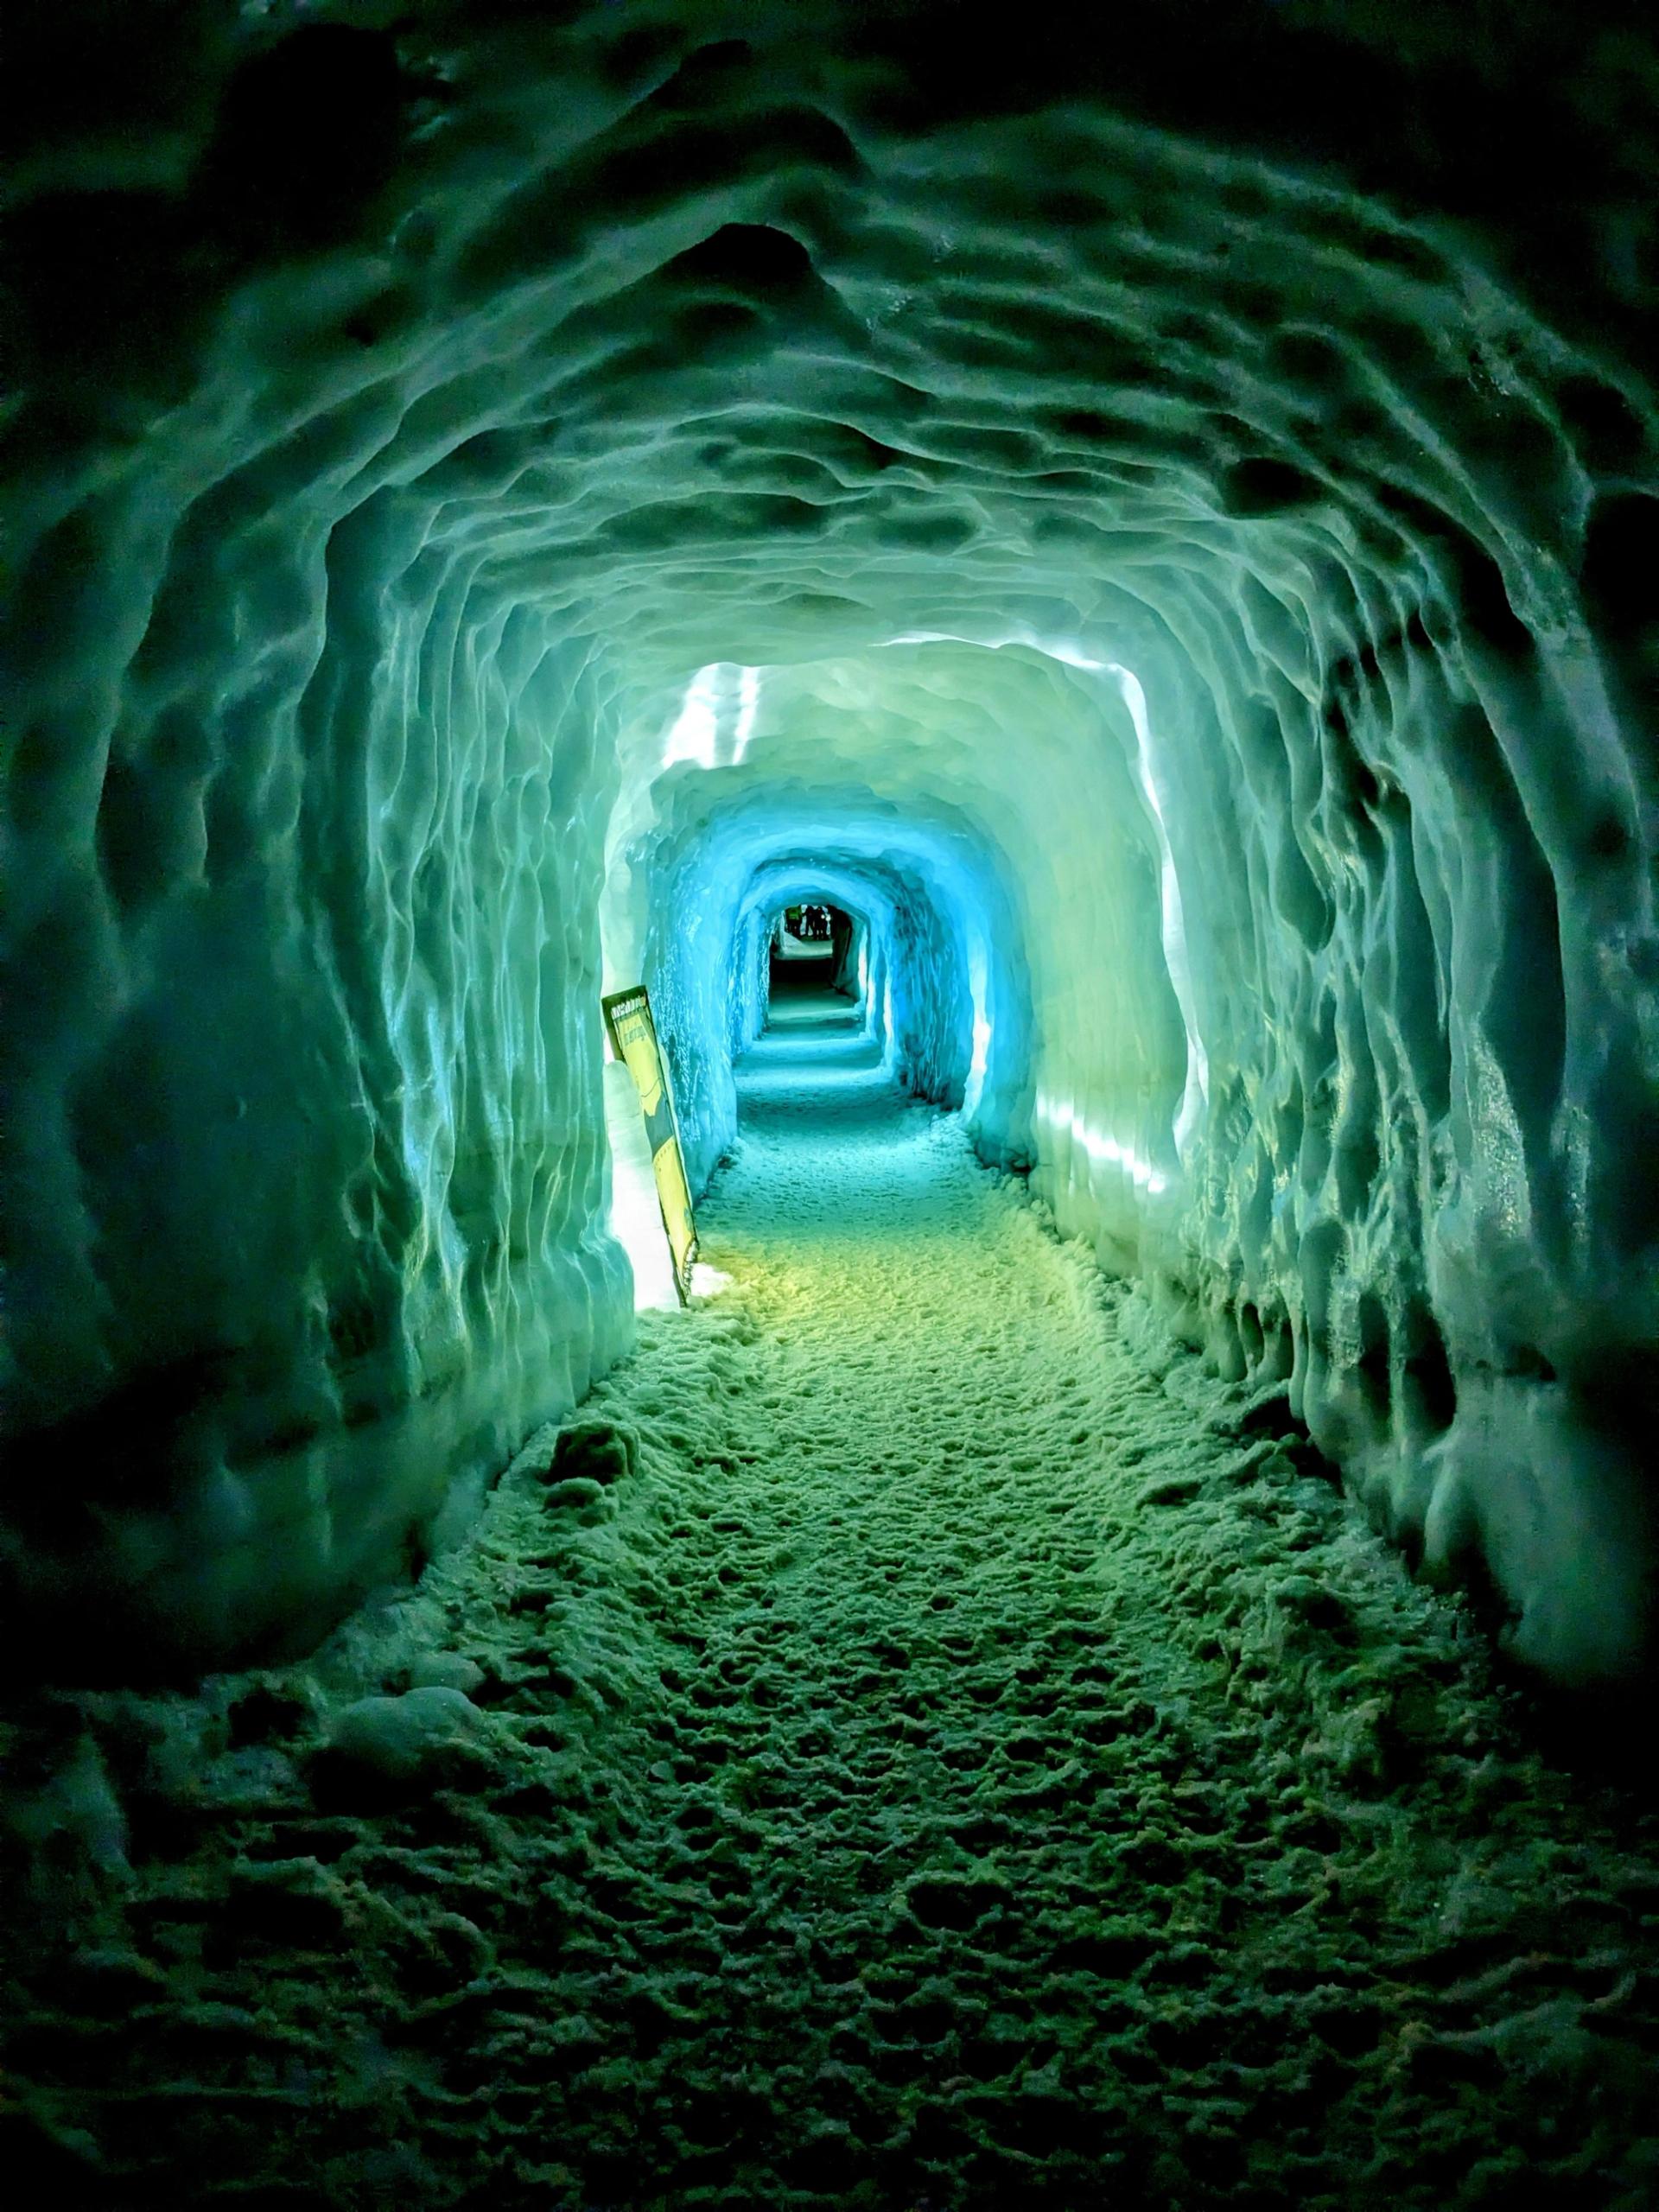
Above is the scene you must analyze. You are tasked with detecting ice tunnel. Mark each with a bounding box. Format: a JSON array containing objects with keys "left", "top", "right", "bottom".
[{"left": 4, "top": 0, "right": 1658, "bottom": 1693}]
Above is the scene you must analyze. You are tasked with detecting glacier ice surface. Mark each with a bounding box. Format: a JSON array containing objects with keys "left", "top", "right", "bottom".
[{"left": 3, "top": 0, "right": 1656, "bottom": 1682}]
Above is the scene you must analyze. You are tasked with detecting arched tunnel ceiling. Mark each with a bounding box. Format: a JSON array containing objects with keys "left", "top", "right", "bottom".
[
  {"left": 3, "top": 0, "right": 1659, "bottom": 1682},
  {"left": 10, "top": 0, "right": 1658, "bottom": 683}
]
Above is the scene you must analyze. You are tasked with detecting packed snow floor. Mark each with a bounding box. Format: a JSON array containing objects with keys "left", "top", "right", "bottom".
[{"left": 3, "top": 1013, "right": 1657, "bottom": 2210}]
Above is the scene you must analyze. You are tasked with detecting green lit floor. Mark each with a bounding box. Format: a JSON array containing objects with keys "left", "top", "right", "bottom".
[{"left": 6, "top": 1020, "right": 1657, "bottom": 2209}]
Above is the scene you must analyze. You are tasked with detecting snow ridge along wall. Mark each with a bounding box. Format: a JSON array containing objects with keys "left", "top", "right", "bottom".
[{"left": 4, "top": 1, "right": 1656, "bottom": 1681}]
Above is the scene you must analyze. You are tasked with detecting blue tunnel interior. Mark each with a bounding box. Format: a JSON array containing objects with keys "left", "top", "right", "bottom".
[
  {"left": 3, "top": 3, "right": 1659, "bottom": 2202},
  {"left": 624, "top": 714, "right": 1041, "bottom": 1193}
]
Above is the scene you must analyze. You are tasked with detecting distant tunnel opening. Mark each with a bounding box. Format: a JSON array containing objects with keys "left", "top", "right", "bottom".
[{"left": 766, "top": 901, "right": 858, "bottom": 1014}]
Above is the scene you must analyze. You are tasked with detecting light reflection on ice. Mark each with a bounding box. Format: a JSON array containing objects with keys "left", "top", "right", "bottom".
[
  {"left": 1035, "top": 1091, "right": 1171, "bottom": 1197},
  {"left": 662, "top": 664, "right": 721, "bottom": 770},
  {"left": 732, "top": 664, "right": 760, "bottom": 764},
  {"left": 662, "top": 663, "right": 765, "bottom": 771}
]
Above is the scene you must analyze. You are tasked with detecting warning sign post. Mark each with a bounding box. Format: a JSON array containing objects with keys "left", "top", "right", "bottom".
[{"left": 601, "top": 985, "right": 698, "bottom": 1304}]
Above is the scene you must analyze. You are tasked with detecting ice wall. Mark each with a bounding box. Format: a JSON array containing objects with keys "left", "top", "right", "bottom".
[
  {"left": 3, "top": 464, "right": 632, "bottom": 1669},
  {"left": 5, "top": 0, "right": 1656, "bottom": 1680}
]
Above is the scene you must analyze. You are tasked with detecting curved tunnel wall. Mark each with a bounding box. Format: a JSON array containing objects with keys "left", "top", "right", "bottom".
[{"left": 3, "top": 2, "right": 1657, "bottom": 1682}]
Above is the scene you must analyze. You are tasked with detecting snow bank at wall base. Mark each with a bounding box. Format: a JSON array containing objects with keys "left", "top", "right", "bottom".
[{"left": 8, "top": 1033, "right": 1658, "bottom": 2204}]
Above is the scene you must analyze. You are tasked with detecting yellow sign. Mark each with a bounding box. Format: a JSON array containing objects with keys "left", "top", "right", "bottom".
[{"left": 601, "top": 986, "right": 698, "bottom": 1303}]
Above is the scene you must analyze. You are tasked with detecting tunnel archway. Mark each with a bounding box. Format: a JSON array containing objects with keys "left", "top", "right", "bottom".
[
  {"left": 725, "top": 842, "right": 997, "bottom": 1122},
  {"left": 761, "top": 898, "right": 860, "bottom": 1012},
  {"left": 10, "top": 10, "right": 1659, "bottom": 2207},
  {"left": 747, "top": 881, "right": 869, "bottom": 1036},
  {"left": 3, "top": 3, "right": 1656, "bottom": 1694}
]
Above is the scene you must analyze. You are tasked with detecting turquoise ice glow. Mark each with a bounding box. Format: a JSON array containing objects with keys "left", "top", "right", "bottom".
[
  {"left": 8, "top": 0, "right": 1657, "bottom": 1709},
  {"left": 638, "top": 793, "right": 1028, "bottom": 1191},
  {"left": 601, "top": 640, "right": 1199, "bottom": 1247}
]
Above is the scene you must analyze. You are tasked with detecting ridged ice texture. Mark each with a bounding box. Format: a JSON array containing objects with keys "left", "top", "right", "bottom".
[
  {"left": 9, "top": 1037, "right": 1658, "bottom": 2208},
  {"left": 4, "top": 1, "right": 1658, "bottom": 1676}
]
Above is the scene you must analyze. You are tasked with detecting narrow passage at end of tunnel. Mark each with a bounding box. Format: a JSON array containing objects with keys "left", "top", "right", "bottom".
[{"left": 765, "top": 900, "right": 861, "bottom": 1020}]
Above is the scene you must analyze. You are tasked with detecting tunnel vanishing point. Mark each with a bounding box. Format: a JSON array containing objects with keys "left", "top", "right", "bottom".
[{"left": 3, "top": 0, "right": 1658, "bottom": 1693}]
